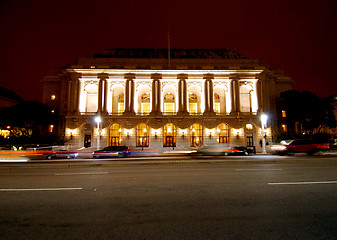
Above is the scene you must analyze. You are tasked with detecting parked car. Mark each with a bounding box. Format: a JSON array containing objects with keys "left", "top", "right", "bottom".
[
  {"left": 46, "top": 150, "right": 78, "bottom": 160},
  {"left": 93, "top": 145, "right": 130, "bottom": 158},
  {"left": 271, "top": 139, "right": 329, "bottom": 155}
]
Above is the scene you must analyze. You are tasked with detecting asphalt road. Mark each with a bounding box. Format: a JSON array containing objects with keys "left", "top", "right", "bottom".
[{"left": 1, "top": 155, "right": 337, "bottom": 240}]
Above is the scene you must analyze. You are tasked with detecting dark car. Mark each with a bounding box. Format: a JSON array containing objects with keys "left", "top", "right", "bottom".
[
  {"left": 93, "top": 145, "right": 130, "bottom": 158},
  {"left": 271, "top": 139, "right": 329, "bottom": 155},
  {"left": 228, "top": 146, "right": 255, "bottom": 156},
  {"left": 46, "top": 150, "right": 78, "bottom": 160}
]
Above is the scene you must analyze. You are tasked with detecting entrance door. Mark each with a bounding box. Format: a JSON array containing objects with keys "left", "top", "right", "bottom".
[
  {"left": 165, "top": 136, "right": 175, "bottom": 147},
  {"left": 247, "top": 135, "right": 254, "bottom": 146},
  {"left": 84, "top": 134, "right": 91, "bottom": 148},
  {"left": 110, "top": 137, "right": 120, "bottom": 146}
]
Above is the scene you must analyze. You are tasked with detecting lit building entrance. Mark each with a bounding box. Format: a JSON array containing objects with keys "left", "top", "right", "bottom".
[
  {"left": 136, "top": 123, "right": 149, "bottom": 148},
  {"left": 109, "top": 123, "right": 122, "bottom": 146},
  {"left": 190, "top": 123, "right": 203, "bottom": 147},
  {"left": 163, "top": 123, "right": 176, "bottom": 147}
]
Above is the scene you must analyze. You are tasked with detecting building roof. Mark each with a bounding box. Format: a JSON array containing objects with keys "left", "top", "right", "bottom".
[{"left": 93, "top": 48, "right": 248, "bottom": 60}]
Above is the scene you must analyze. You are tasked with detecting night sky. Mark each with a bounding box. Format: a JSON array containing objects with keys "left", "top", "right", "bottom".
[{"left": 1, "top": 0, "right": 336, "bottom": 101}]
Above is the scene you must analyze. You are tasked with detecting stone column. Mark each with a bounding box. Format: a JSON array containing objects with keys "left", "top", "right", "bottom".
[
  {"left": 70, "top": 72, "right": 81, "bottom": 114},
  {"left": 150, "top": 73, "right": 162, "bottom": 115},
  {"left": 177, "top": 74, "right": 188, "bottom": 114},
  {"left": 256, "top": 77, "right": 262, "bottom": 113},
  {"left": 124, "top": 73, "right": 136, "bottom": 115},
  {"left": 204, "top": 79, "right": 209, "bottom": 113},
  {"left": 230, "top": 75, "right": 240, "bottom": 115},
  {"left": 203, "top": 74, "right": 215, "bottom": 114},
  {"left": 98, "top": 73, "right": 109, "bottom": 114}
]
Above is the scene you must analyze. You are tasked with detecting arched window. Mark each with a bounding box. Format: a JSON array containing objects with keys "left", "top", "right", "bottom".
[
  {"left": 140, "top": 92, "right": 150, "bottom": 114},
  {"left": 136, "top": 123, "right": 149, "bottom": 147},
  {"left": 217, "top": 123, "right": 230, "bottom": 143},
  {"left": 109, "top": 123, "right": 122, "bottom": 146},
  {"left": 189, "top": 93, "right": 198, "bottom": 115},
  {"left": 190, "top": 123, "right": 203, "bottom": 147},
  {"left": 118, "top": 93, "right": 124, "bottom": 114},
  {"left": 163, "top": 124, "right": 176, "bottom": 147},
  {"left": 214, "top": 93, "right": 220, "bottom": 114},
  {"left": 164, "top": 93, "right": 175, "bottom": 115}
]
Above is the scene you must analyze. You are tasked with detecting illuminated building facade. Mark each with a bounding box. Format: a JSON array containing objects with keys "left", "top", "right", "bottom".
[{"left": 42, "top": 48, "right": 293, "bottom": 152}]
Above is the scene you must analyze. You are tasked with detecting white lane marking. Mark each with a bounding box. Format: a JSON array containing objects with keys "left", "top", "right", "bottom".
[
  {"left": 54, "top": 172, "right": 108, "bottom": 176},
  {"left": 236, "top": 169, "right": 283, "bottom": 171},
  {"left": 268, "top": 181, "right": 337, "bottom": 185},
  {"left": 0, "top": 188, "right": 83, "bottom": 191}
]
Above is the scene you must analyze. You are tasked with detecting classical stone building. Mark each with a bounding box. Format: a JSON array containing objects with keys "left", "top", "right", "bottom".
[{"left": 42, "top": 48, "right": 293, "bottom": 152}]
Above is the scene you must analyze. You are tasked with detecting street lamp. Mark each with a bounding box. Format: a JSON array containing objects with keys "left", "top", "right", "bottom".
[
  {"left": 95, "top": 116, "right": 101, "bottom": 150},
  {"left": 261, "top": 114, "right": 268, "bottom": 154}
]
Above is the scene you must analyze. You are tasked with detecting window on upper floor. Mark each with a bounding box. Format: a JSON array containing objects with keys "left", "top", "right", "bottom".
[{"left": 282, "top": 110, "right": 287, "bottom": 118}]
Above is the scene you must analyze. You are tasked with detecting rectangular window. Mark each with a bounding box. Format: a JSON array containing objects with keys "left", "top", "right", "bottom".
[
  {"left": 282, "top": 110, "right": 287, "bottom": 118},
  {"left": 118, "top": 103, "right": 124, "bottom": 114},
  {"left": 214, "top": 103, "right": 220, "bottom": 114},
  {"left": 189, "top": 103, "right": 198, "bottom": 114},
  {"left": 164, "top": 103, "right": 175, "bottom": 114},
  {"left": 86, "top": 94, "right": 98, "bottom": 112},
  {"left": 240, "top": 93, "right": 250, "bottom": 112},
  {"left": 141, "top": 103, "right": 150, "bottom": 114}
]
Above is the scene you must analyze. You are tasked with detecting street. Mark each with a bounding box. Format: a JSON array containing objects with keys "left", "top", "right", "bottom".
[{"left": 1, "top": 155, "right": 337, "bottom": 239}]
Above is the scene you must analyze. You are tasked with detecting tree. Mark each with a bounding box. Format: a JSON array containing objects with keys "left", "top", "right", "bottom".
[
  {"left": 0, "top": 101, "right": 56, "bottom": 145},
  {"left": 280, "top": 90, "right": 336, "bottom": 137}
]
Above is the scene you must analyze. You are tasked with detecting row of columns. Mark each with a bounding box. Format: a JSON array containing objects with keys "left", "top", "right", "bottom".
[{"left": 68, "top": 72, "right": 261, "bottom": 115}]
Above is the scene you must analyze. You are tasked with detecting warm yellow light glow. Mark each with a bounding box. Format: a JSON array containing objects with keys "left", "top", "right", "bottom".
[
  {"left": 232, "top": 128, "right": 242, "bottom": 136},
  {"left": 179, "top": 129, "right": 187, "bottom": 135},
  {"left": 282, "top": 124, "right": 287, "bottom": 132},
  {"left": 152, "top": 129, "right": 161, "bottom": 136},
  {"left": 51, "top": 94, "right": 56, "bottom": 100},
  {"left": 206, "top": 128, "right": 215, "bottom": 135},
  {"left": 125, "top": 129, "right": 133, "bottom": 135},
  {"left": 66, "top": 128, "right": 78, "bottom": 136},
  {"left": 246, "top": 124, "right": 253, "bottom": 130},
  {"left": 49, "top": 125, "right": 54, "bottom": 133},
  {"left": 282, "top": 110, "right": 287, "bottom": 118},
  {"left": 0, "top": 130, "right": 10, "bottom": 138}
]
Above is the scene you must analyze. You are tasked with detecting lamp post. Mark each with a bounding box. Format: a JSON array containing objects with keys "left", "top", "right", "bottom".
[
  {"left": 95, "top": 116, "right": 101, "bottom": 150},
  {"left": 261, "top": 114, "right": 268, "bottom": 154}
]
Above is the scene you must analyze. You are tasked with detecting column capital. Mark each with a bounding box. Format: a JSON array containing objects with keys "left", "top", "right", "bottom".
[
  {"left": 97, "top": 73, "right": 109, "bottom": 80},
  {"left": 151, "top": 73, "right": 162, "bottom": 80},
  {"left": 203, "top": 73, "right": 214, "bottom": 80},
  {"left": 229, "top": 74, "right": 240, "bottom": 80},
  {"left": 177, "top": 74, "right": 188, "bottom": 80},
  {"left": 70, "top": 72, "right": 81, "bottom": 81},
  {"left": 124, "top": 73, "right": 136, "bottom": 80}
]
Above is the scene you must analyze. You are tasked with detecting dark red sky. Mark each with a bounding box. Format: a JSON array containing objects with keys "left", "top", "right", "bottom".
[{"left": 1, "top": 0, "right": 337, "bottom": 101}]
